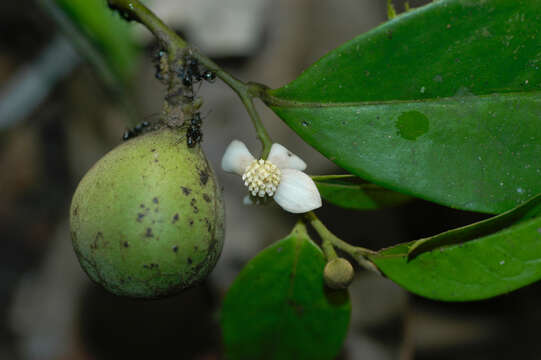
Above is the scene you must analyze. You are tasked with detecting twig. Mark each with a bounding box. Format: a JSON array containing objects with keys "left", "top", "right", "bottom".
[
  {"left": 106, "top": 0, "right": 273, "bottom": 157},
  {"left": 304, "top": 212, "right": 380, "bottom": 273}
]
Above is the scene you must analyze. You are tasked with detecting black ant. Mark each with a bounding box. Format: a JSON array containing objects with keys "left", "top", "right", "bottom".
[
  {"left": 177, "top": 56, "right": 194, "bottom": 87},
  {"left": 122, "top": 121, "right": 150, "bottom": 141},
  {"left": 202, "top": 70, "right": 216, "bottom": 82},
  {"left": 186, "top": 112, "right": 204, "bottom": 147},
  {"left": 153, "top": 49, "right": 168, "bottom": 81},
  {"left": 178, "top": 55, "right": 216, "bottom": 88}
]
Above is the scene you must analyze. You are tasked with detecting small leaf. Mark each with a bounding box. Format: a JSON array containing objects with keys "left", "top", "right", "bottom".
[
  {"left": 221, "top": 223, "right": 351, "bottom": 360},
  {"left": 267, "top": 0, "right": 541, "bottom": 214},
  {"left": 369, "top": 194, "right": 541, "bottom": 301},
  {"left": 313, "top": 175, "right": 411, "bottom": 210}
]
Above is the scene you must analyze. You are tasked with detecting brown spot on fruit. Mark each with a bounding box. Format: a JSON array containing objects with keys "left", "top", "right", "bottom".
[
  {"left": 172, "top": 213, "right": 179, "bottom": 223},
  {"left": 137, "top": 213, "right": 145, "bottom": 222},
  {"left": 199, "top": 170, "right": 209, "bottom": 185},
  {"left": 123, "top": 241, "right": 129, "bottom": 248},
  {"left": 190, "top": 198, "right": 199, "bottom": 213},
  {"left": 153, "top": 197, "right": 159, "bottom": 204},
  {"left": 203, "top": 194, "right": 211, "bottom": 203},
  {"left": 145, "top": 228, "right": 154, "bottom": 238},
  {"left": 172, "top": 245, "right": 179, "bottom": 253},
  {"left": 91, "top": 232, "right": 104, "bottom": 250},
  {"left": 181, "top": 186, "right": 192, "bottom": 195}
]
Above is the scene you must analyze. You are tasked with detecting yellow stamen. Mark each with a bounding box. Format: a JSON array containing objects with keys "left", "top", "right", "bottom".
[{"left": 242, "top": 159, "right": 281, "bottom": 197}]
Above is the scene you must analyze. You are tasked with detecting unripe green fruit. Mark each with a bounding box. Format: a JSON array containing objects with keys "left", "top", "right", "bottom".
[
  {"left": 323, "top": 258, "right": 354, "bottom": 290},
  {"left": 70, "top": 128, "right": 225, "bottom": 298}
]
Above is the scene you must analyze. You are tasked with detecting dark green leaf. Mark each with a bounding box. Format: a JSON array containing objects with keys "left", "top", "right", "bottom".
[
  {"left": 313, "top": 175, "right": 411, "bottom": 210},
  {"left": 267, "top": 0, "right": 541, "bottom": 214},
  {"left": 221, "top": 223, "right": 350, "bottom": 360},
  {"left": 369, "top": 194, "right": 541, "bottom": 301}
]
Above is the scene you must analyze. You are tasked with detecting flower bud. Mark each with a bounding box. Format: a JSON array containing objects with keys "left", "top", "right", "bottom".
[{"left": 324, "top": 258, "right": 354, "bottom": 289}]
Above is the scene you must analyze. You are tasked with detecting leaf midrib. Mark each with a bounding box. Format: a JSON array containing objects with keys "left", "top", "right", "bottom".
[
  {"left": 264, "top": 90, "right": 541, "bottom": 109},
  {"left": 265, "top": 236, "right": 304, "bottom": 360}
]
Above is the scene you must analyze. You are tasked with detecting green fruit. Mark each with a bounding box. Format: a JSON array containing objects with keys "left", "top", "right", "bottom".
[{"left": 70, "top": 128, "right": 225, "bottom": 298}]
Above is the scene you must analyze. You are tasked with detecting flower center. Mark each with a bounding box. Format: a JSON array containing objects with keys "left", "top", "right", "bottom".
[{"left": 242, "top": 159, "right": 281, "bottom": 197}]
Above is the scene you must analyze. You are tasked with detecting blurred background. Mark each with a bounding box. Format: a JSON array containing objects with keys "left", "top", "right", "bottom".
[{"left": 2, "top": 0, "right": 541, "bottom": 359}]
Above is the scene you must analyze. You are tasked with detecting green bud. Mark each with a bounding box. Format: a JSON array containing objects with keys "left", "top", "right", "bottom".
[{"left": 323, "top": 258, "right": 354, "bottom": 289}]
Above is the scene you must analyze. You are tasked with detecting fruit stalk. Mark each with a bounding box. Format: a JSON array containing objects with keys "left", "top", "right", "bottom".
[
  {"left": 106, "top": 0, "right": 273, "bottom": 157},
  {"left": 304, "top": 211, "right": 380, "bottom": 273}
]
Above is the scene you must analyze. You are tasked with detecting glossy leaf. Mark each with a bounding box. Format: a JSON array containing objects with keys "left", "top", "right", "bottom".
[
  {"left": 369, "top": 194, "right": 541, "bottom": 301},
  {"left": 313, "top": 175, "right": 411, "bottom": 210},
  {"left": 267, "top": 0, "right": 541, "bottom": 214},
  {"left": 221, "top": 223, "right": 350, "bottom": 360}
]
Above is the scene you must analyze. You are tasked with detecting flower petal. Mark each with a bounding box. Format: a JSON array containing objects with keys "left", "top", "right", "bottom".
[
  {"left": 274, "top": 169, "right": 322, "bottom": 213},
  {"left": 267, "top": 143, "right": 307, "bottom": 171},
  {"left": 221, "top": 140, "right": 255, "bottom": 175}
]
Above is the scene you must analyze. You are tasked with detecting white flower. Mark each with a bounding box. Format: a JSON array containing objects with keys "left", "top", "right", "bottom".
[{"left": 221, "top": 140, "right": 322, "bottom": 213}]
